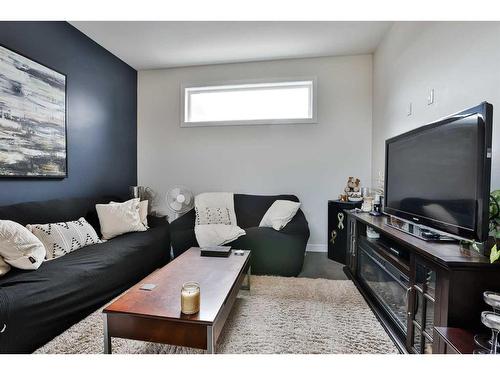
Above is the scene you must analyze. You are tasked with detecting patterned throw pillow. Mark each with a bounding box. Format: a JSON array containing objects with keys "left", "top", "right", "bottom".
[
  {"left": 195, "top": 207, "right": 232, "bottom": 225},
  {"left": 27, "top": 218, "right": 101, "bottom": 260}
]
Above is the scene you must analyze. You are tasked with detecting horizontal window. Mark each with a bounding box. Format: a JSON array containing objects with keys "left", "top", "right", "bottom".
[{"left": 181, "top": 79, "right": 316, "bottom": 127}]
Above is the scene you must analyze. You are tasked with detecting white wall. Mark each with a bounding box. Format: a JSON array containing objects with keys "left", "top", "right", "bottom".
[
  {"left": 138, "top": 55, "right": 373, "bottom": 249},
  {"left": 373, "top": 22, "right": 500, "bottom": 188}
]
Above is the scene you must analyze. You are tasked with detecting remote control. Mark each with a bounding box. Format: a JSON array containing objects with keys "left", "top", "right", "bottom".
[{"left": 139, "top": 283, "right": 156, "bottom": 291}]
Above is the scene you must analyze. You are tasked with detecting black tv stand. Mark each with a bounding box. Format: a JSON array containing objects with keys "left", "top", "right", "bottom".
[{"left": 345, "top": 211, "right": 500, "bottom": 354}]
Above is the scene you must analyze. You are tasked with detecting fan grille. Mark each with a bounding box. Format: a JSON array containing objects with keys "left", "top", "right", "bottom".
[{"left": 166, "top": 186, "right": 194, "bottom": 213}]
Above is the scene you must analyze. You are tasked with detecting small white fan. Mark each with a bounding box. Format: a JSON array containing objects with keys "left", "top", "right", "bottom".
[{"left": 166, "top": 186, "right": 194, "bottom": 218}]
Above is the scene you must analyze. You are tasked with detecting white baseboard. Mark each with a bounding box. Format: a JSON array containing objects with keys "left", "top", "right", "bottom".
[{"left": 306, "top": 244, "right": 327, "bottom": 253}]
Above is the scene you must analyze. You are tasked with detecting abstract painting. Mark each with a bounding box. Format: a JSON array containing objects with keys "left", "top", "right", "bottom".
[{"left": 0, "top": 45, "right": 66, "bottom": 178}]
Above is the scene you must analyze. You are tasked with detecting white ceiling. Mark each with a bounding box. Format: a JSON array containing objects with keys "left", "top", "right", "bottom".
[{"left": 70, "top": 21, "right": 393, "bottom": 70}]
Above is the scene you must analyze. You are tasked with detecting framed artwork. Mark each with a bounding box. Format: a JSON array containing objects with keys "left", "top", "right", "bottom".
[{"left": 0, "top": 44, "right": 67, "bottom": 178}]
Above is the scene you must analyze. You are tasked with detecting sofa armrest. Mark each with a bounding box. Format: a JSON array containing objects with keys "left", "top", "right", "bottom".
[
  {"left": 170, "top": 209, "right": 196, "bottom": 231},
  {"left": 170, "top": 209, "right": 198, "bottom": 258},
  {"left": 279, "top": 209, "right": 310, "bottom": 237},
  {"left": 147, "top": 215, "right": 169, "bottom": 228},
  {"left": 171, "top": 229, "right": 198, "bottom": 258},
  {"left": 230, "top": 226, "right": 309, "bottom": 276}
]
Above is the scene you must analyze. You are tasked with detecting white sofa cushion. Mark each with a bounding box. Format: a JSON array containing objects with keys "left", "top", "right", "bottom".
[
  {"left": 138, "top": 200, "right": 149, "bottom": 228},
  {"left": 111, "top": 200, "right": 149, "bottom": 228},
  {"left": 0, "top": 257, "right": 11, "bottom": 276},
  {"left": 259, "top": 200, "right": 301, "bottom": 231},
  {"left": 0, "top": 220, "right": 46, "bottom": 270},
  {"left": 96, "top": 198, "right": 147, "bottom": 240}
]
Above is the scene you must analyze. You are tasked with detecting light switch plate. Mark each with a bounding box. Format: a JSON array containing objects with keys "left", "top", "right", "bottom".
[
  {"left": 427, "top": 89, "right": 435, "bottom": 105},
  {"left": 407, "top": 102, "right": 412, "bottom": 116}
]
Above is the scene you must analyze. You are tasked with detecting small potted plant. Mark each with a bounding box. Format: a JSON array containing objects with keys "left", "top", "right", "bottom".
[{"left": 489, "top": 190, "right": 500, "bottom": 263}]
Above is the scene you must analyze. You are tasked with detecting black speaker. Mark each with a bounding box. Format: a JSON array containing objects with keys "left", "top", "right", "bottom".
[{"left": 328, "top": 200, "right": 362, "bottom": 264}]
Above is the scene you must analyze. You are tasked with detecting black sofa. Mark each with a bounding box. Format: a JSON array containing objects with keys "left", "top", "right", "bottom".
[
  {"left": 0, "top": 196, "right": 170, "bottom": 354},
  {"left": 170, "top": 194, "right": 309, "bottom": 277}
]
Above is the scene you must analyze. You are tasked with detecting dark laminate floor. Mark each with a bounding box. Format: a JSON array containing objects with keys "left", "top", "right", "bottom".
[{"left": 299, "top": 252, "right": 349, "bottom": 280}]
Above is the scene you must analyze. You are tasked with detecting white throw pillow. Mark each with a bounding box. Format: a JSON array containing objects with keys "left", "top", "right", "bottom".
[
  {"left": 259, "top": 200, "right": 301, "bottom": 231},
  {"left": 111, "top": 200, "right": 149, "bottom": 228},
  {"left": 0, "top": 257, "right": 11, "bottom": 276},
  {"left": 96, "top": 198, "right": 147, "bottom": 240},
  {"left": 27, "top": 217, "right": 101, "bottom": 260},
  {"left": 138, "top": 200, "right": 149, "bottom": 228},
  {"left": 0, "top": 220, "right": 46, "bottom": 270}
]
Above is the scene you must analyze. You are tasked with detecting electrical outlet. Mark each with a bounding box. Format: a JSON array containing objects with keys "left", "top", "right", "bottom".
[
  {"left": 427, "top": 89, "right": 435, "bottom": 105},
  {"left": 407, "top": 102, "right": 412, "bottom": 116}
]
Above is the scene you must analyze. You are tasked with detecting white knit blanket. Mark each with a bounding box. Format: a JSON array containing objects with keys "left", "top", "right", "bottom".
[
  {"left": 194, "top": 192, "right": 245, "bottom": 247},
  {"left": 195, "top": 192, "right": 237, "bottom": 225}
]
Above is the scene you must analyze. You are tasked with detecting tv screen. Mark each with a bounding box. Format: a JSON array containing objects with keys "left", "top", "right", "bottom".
[{"left": 384, "top": 103, "right": 493, "bottom": 241}]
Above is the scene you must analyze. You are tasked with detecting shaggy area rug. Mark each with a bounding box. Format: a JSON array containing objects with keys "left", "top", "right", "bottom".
[{"left": 36, "top": 276, "right": 398, "bottom": 354}]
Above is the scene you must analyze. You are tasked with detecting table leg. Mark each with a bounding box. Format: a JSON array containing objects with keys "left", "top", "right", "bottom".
[
  {"left": 103, "top": 314, "right": 111, "bottom": 354},
  {"left": 241, "top": 266, "right": 251, "bottom": 291},
  {"left": 207, "top": 325, "right": 215, "bottom": 354}
]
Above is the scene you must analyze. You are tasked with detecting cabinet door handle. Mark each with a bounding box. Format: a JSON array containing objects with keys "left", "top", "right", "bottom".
[
  {"left": 406, "top": 286, "right": 413, "bottom": 316},
  {"left": 405, "top": 286, "right": 412, "bottom": 300}
]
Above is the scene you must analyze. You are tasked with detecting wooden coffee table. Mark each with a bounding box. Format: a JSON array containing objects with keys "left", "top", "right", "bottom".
[{"left": 103, "top": 247, "right": 250, "bottom": 354}]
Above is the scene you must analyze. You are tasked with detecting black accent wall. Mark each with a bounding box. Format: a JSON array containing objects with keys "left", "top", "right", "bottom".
[{"left": 0, "top": 21, "right": 137, "bottom": 205}]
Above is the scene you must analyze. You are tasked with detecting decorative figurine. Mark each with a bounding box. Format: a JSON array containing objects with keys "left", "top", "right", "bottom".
[
  {"left": 338, "top": 193, "right": 349, "bottom": 202},
  {"left": 344, "top": 177, "right": 362, "bottom": 202}
]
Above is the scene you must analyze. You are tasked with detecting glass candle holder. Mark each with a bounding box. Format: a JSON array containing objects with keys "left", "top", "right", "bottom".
[
  {"left": 181, "top": 282, "right": 200, "bottom": 315},
  {"left": 481, "top": 311, "right": 500, "bottom": 354},
  {"left": 361, "top": 197, "right": 373, "bottom": 212},
  {"left": 484, "top": 291, "right": 500, "bottom": 312},
  {"left": 474, "top": 291, "right": 500, "bottom": 353}
]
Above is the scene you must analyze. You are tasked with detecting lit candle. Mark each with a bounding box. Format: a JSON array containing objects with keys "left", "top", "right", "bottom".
[{"left": 181, "top": 282, "right": 200, "bottom": 315}]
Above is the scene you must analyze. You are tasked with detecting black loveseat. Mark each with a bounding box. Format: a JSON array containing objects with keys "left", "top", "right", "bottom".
[
  {"left": 170, "top": 194, "right": 309, "bottom": 277},
  {"left": 0, "top": 196, "right": 170, "bottom": 353}
]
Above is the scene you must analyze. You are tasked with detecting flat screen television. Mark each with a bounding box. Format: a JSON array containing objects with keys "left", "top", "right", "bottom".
[{"left": 384, "top": 102, "right": 493, "bottom": 242}]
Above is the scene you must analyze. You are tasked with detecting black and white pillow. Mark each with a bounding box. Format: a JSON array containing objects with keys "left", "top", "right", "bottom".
[
  {"left": 195, "top": 207, "right": 232, "bottom": 225},
  {"left": 27, "top": 217, "right": 101, "bottom": 260}
]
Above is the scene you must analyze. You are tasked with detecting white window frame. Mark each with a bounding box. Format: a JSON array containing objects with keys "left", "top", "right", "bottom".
[{"left": 180, "top": 77, "right": 318, "bottom": 127}]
